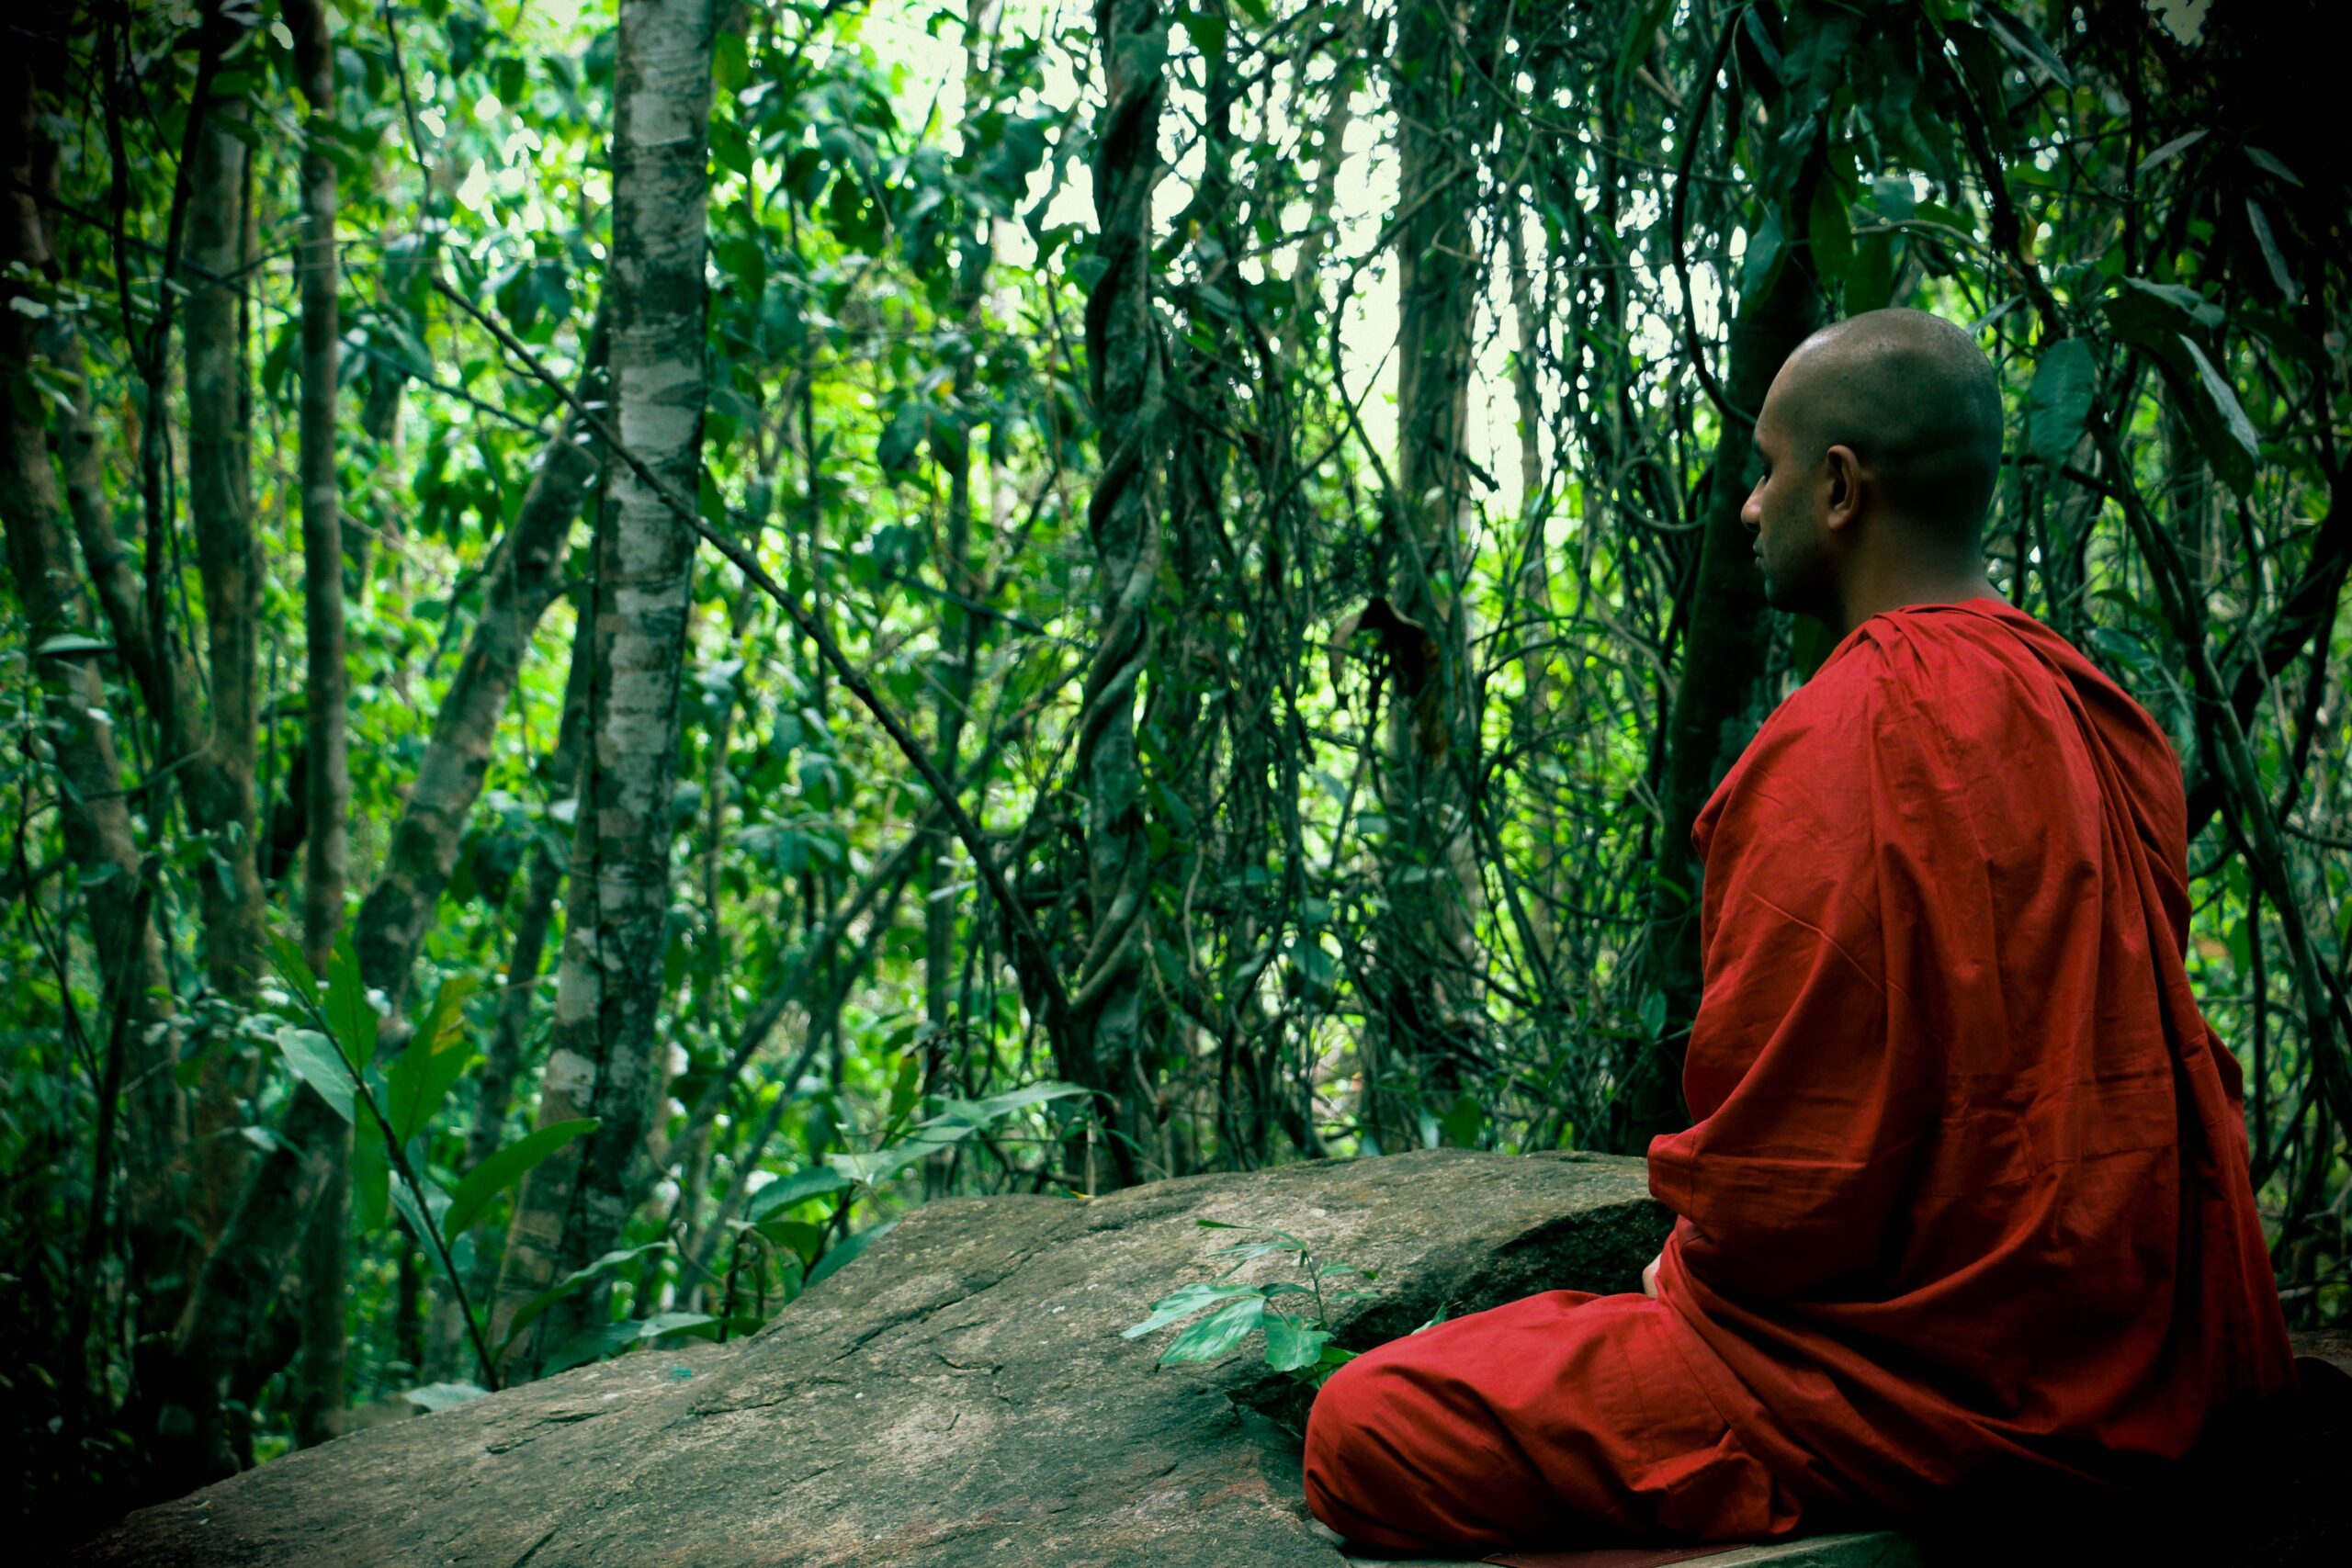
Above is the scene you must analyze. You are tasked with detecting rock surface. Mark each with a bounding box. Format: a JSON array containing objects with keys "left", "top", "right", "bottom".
[{"left": 80, "top": 1150, "right": 1682, "bottom": 1568}]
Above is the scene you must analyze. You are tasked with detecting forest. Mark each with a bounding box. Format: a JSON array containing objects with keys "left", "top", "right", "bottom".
[{"left": 1, "top": 0, "right": 2345, "bottom": 1535}]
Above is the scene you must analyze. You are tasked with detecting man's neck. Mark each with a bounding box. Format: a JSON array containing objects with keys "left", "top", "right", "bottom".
[{"left": 1827, "top": 563, "right": 2003, "bottom": 641}]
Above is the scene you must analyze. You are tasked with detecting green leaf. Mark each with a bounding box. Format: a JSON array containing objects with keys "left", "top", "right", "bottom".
[
  {"left": 442, "top": 1118, "right": 599, "bottom": 1240},
  {"left": 2245, "top": 200, "right": 2296, "bottom": 301},
  {"left": 496, "top": 1242, "right": 669, "bottom": 1362},
  {"left": 885, "top": 1050, "right": 921, "bottom": 1127},
  {"left": 388, "top": 1175, "right": 453, "bottom": 1278},
  {"left": 323, "top": 931, "right": 378, "bottom": 1066},
  {"left": 2178, "top": 336, "right": 2261, "bottom": 476},
  {"left": 1159, "top": 1296, "right": 1264, "bottom": 1365},
  {"left": 2025, "top": 338, "right": 2098, "bottom": 468},
  {"left": 267, "top": 932, "right": 323, "bottom": 1016},
  {"left": 353, "top": 1115, "right": 390, "bottom": 1230},
  {"left": 752, "top": 1217, "right": 824, "bottom": 1263},
  {"left": 1979, "top": 5, "right": 2074, "bottom": 89},
  {"left": 806, "top": 1218, "right": 897, "bottom": 1289},
  {"left": 2137, "top": 129, "right": 2205, "bottom": 176},
  {"left": 2116, "top": 276, "right": 2224, "bottom": 331},
  {"left": 746, "top": 1166, "right": 855, "bottom": 1220},
  {"left": 34, "top": 632, "right": 113, "bottom": 658},
  {"left": 1806, "top": 182, "right": 1852, "bottom": 288},
  {"left": 1739, "top": 208, "right": 1784, "bottom": 299},
  {"left": 538, "top": 1312, "right": 723, "bottom": 1377},
  {"left": 1261, "top": 1314, "right": 1329, "bottom": 1372},
  {"left": 952, "top": 1081, "right": 1092, "bottom": 1124},
  {"left": 274, "top": 1026, "right": 356, "bottom": 1122},
  {"left": 1847, "top": 233, "right": 1894, "bottom": 313},
  {"left": 1122, "top": 1281, "right": 1260, "bottom": 1339},
  {"left": 2244, "top": 145, "right": 2302, "bottom": 187},
  {"left": 389, "top": 975, "right": 477, "bottom": 1145},
  {"left": 398, "top": 1382, "right": 489, "bottom": 1413}
]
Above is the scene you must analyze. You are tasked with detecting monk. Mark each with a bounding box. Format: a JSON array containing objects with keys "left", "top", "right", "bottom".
[{"left": 1303, "top": 309, "right": 2296, "bottom": 1552}]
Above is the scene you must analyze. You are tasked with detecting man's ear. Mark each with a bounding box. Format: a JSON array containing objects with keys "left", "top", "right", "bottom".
[{"left": 1823, "top": 444, "right": 1864, "bottom": 531}]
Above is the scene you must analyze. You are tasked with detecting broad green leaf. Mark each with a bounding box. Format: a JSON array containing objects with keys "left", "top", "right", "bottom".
[
  {"left": 267, "top": 933, "right": 322, "bottom": 1015},
  {"left": 1807, "top": 181, "right": 1851, "bottom": 287},
  {"left": 323, "top": 931, "right": 378, "bottom": 1066},
  {"left": 1261, "top": 1314, "right": 1329, "bottom": 1372},
  {"left": 1979, "top": 6, "right": 2074, "bottom": 88},
  {"left": 389, "top": 974, "right": 477, "bottom": 1145},
  {"left": 2117, "top": 276, "right": 2224, "bottom": 331},
  {"left": 442, "top": 1118, "right": 599, "bottom": 1240},
  {"left": 2026, "top": 338, "right": 2098, "bottom": 468},
  {"left": 388, "top": 1176, "right": 454, "bottom": 1280},
  {"left": 1122, "top": 1281, "right": 1260, "bottom": 1339},
  {"left": 2244, "top": 146, "right": 2302, "bottom": 187},
  {"left": 962, "top": 1081, "right": 1091, "bottom": 1122},
  {"left": 1159, "top": 1296, "right": 1264, "bottom": 1365},
  {"left": 2137, "top": 129, "right": 2204, "bottom": 176},
  {"left": 399, "top": 1382, "right": 489, "bottom": 1412},
  {"left": 497, "top": 1242, "right": 670, "bottom": 1361},
  {"left": 1194, "top": 1219, "right": 1306, "bottom": 1248},
  {"left": 34, "top": 632, "right": 113, "bottom": 657},
  {"left": 746, "top": 1166, "right": 855, "bottom": 1220},
  {"left": 274, "top": 1026, "right": 356, "bottom": 1123},
  {"left": 538, "top": 1312, "right": 723, "bottom": 1378},
  {"left": 352, "top": 1114, "right": 390, "bottom": 1230},
  {"left": 806, "top": 1218, "right": 897, "bottom": 1289},
  {"left": 1847, "top": 233, "right": 1894, "bottom": 313},
  {"left": 885, "top": 1050, "right": 921, "bottom": 1126},
  {"left": 2178, "top": 336, "right": 2261, "bottom": 477},
  {"left": 2245, "top": 200, "right": 2295, "bottom": 300},
  {"left": 1739, "top": 209, "right": 1784, "bottom": 300},
  {"left": 537, "top": 1319, "right": 650, "bottom": 1377},
  {"left": 752, "top": 1217, "right": 824, "bottom": 1263}
]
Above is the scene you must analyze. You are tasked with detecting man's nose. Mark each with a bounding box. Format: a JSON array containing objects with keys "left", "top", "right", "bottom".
[{"left": 1740, "top": 491, "right": 1762, "bottom": 532}]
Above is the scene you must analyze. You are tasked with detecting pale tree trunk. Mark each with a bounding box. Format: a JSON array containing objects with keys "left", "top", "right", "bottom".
[
  {"left": 0, "top": 57, "right": 191, "bottom": 1369},
  {"left": 920, "top": 0, "right": 1010, "bottom": 1108},
  {"left": 1146, "top": 4, "right": 1239, "bottom": 1176},
  {"left": 284, "top": 0, "right": 350, "bottom": 1451},
  {"left": 352, "top": 309, "right": 605, "bottom": 1013},
  {"left": 182, "top": 5, "right": 269, "bottom": 1240},
  {"left": 1284, "top": 0, "right": 1359, "bottom": 365},
  {"left": 494, "top": 0, "right": 715, "bottom": 1374},
  {"left": 1367, "top": 0, "right": 1485, "bottom": 1152},
  {"left": 421, "top": 616, "right": 593, "bottom": 1378},
  {"left": 1069, "top": 0, "right": 1168, "bottom": 1190},
  {"left": 1502, "top": 207, "right": 1559, "bottom": 978},
  {"left": 170, "top": 287, "right": 606, "bottom": 1438}
]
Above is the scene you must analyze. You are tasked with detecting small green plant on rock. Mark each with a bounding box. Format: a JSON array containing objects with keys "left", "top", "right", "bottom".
[{"left": 1124, "top": 1221, "right": 1376, "bottom": 1388}]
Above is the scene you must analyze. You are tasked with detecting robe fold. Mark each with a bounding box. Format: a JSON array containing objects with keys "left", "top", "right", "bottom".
[{"left": 1304, "top": 599, "right": 2293, "bottom": 1555}]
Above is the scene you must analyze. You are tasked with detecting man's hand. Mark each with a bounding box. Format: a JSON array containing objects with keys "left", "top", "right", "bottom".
[{"left": 1641, "top": 1250, "right": 1662, "bottom": 1299}]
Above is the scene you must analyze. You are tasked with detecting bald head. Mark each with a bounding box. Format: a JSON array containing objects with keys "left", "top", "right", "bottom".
[{"left": 1770, "top": 309, "right": 2005, "bottom": 543}]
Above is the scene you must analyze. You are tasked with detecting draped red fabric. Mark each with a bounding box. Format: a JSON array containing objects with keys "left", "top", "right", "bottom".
[{"left": 1303, "top": 599, "right": 2294, "bottom": 1555}]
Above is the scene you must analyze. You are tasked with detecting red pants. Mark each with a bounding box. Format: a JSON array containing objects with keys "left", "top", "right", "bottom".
[{"left": 1303, "top": 1291, "right": 1807, "bottom": 1555}]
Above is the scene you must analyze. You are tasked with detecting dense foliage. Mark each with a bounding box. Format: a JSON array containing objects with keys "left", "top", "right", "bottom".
[{"left": 1, "top": 0, "right": 2344, "bottom": 1530}]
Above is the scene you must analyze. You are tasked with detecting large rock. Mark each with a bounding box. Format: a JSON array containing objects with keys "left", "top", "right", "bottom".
[{"left": 81, "top": 1150, "right": 1681, "bottom": 1567}]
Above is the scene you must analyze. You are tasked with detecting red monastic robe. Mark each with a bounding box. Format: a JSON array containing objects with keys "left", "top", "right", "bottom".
[{"left": 1304, "top": 599, "right": 2294, "bottom": 1553}]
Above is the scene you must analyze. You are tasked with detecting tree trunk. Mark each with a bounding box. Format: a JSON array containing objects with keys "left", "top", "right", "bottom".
[
  {"left": 1369, "top": 0, "right": 1486, "bottom": 1152},
  {"left": 1069, "top": 0, "right": 1169, "bottom": 1190},
  {"left": 421, "top": 615, "right": 594, "bottom": 1378},
  {"left": 350, "top": 312, "right": 606, "bottom": 1013},
  {"left": 1503, "top": 205, "right": 1560, "bottom": 983},
  {"left": 493, "top": 0, "right": 715, "bottom": 1374},
  {"left": 0, "top": 53, "right": 191, "bottom": 1369},
  {"left": 1621, "top": 241, "right": 1823, "bottom": 1153},
  {"left": 283, "top": 0, "right": 351, "bottom": 1452},
  {"left": 181, "top": 5, "right": 268, "bottom": 1239}
]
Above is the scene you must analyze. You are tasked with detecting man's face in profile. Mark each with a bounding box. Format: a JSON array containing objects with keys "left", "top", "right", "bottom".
[{"left": 1740, "top": 393, "right": 1832, "bottom": 619}]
